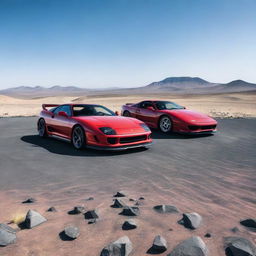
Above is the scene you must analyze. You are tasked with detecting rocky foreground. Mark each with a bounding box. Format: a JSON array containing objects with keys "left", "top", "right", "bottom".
[{"left": 0, "top": 192, "right": 255, "bottom": 256}]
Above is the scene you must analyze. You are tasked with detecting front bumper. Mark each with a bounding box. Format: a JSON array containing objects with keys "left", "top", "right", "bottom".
[{"left": 87, "top": 142, "right": 152, "bottom": 151}]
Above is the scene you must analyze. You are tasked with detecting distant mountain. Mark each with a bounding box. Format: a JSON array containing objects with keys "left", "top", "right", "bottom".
[{"left": 0, "top": 77, "right": 256, "bottom": 98}]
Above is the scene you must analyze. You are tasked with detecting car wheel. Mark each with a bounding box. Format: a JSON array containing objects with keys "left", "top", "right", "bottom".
[
  {"left": 38, "top": 119, "right": 48, "bottom": 137},
  {"left": 123, "top": 110, "right": 131, "bottom": 117},
  {"left": 72, "top": 126, "right": 85, "bottom": 150},
  {"left": 159, "top": 116, "right": 172, "bottom": 133}
]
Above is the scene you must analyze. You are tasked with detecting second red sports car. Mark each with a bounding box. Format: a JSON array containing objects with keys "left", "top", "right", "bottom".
[
  {"left": 121, "top": 100, "right": 217, "bottom": 134},
  {"left": 38, "top": 104, "right": 152, "bottom": 150}
]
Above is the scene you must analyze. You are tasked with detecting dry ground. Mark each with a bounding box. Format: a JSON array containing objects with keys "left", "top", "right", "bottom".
[{"left": 0, "top": 91, "right": 256, "bottom": 118}]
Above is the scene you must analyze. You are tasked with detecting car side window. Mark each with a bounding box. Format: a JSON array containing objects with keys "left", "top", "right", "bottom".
[
  {"left": 53, "top": 105, "right": 71, "bottom": 116},
  {"left": 139, "top": 101, "right": 153, "bottom": 109}
]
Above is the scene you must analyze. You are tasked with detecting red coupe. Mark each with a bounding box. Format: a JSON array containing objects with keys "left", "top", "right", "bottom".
[
  {"left": 121, "top": 100, "right": 217, "bottom": 134},
  {"left": 37, "top": 104, "right": 152, "bottom": 150}
]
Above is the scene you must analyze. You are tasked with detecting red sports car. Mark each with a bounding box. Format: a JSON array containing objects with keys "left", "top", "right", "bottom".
[
  {"left": 37, "top": 104, "right": 152, "bottom": 150},
  {"left": 121, "top": 100, "right": 217, "bottom": 134}
]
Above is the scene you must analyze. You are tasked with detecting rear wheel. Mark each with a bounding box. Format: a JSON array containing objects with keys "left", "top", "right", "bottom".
[
  {"left": 159, "top": 116, "right": 172, "bottom": 133},
  {"left": 72, "top": 126, "right": 85, "bottom": 150},
  {"left": 38, "top": 119, "right": 47, "bottom": 137},
  {"left": 123, "top": 110, "right": 131, "bottom": 117}
]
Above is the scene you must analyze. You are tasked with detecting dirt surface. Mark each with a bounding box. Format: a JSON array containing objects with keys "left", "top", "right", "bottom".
[
  {"left": 1, "top": 91, "right": 256, "bottom": 118},
  {"left": 0, "top": 117, "right": 255, "bottom": 255}
]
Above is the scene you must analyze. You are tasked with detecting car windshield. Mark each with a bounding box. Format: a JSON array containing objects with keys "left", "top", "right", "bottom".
[
  {"left": 72, "top": 105, "right": 115, "bottom": 116},
  {"left": 154, "top": 101, "right": 184, "bottom": 110}
]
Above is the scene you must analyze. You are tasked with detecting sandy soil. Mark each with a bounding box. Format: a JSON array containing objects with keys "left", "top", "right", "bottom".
[{"left": 0, "top": 92, "right": 256, "bottom": 118}]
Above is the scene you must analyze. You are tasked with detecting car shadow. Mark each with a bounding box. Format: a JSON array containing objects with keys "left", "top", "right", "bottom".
[
  {"left": 151, "top": 129, "right": 214, "bottom": 139},
  {"left": 20, "top": 135, "right": 148, "bottom": 157}
]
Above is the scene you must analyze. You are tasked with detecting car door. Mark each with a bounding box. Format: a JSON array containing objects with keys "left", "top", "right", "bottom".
[
  {"left": 51, "top": 105, "right": 72, "bottom": 138},
  {"left": 136, "top": 101, "right": 156, "bottom": 127}
]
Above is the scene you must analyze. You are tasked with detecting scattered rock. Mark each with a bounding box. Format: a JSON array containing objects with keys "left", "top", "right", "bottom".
[
  {"left": 68, "top": 206, "right": 85, "bottom": 215},
  {"left": 153, "top": 205, "right": 179, "bottom": 214},
  {"left": 204, "top": 233, "right": 211, "bottom": 238},
  {"left": 240, "top": 218, "right": 256, "bottom": 231},
  {"left": 178, "top": 212, "right": 202, "bottom": 229},
  {"left": 88, "top": 219, "right": 98, "bottom": 224},
  {"left": 84, "top": 210, "right": 99, "bottom": 219},
  {"left": 113, "top": 191, "right": 126, "bottom": 197},
  {"left": 119, "top": 206, "right": 140, "bottom": 216},
  {"left": 22, "top": 198, "right": 36, "bottom": 204},
  {"left": 134, "top": 201, "right": 142, "bottom": 206},
  {"left": 167, "top": 236, "right": 208, "bottom": 256},
  {"left": 64, "top": 226, "right": 80, "bottom": 240},
  {"left": 224, "top": 236, "right": 256, "bottom": 256},
  {"left": 129, "top": 198, "right": 135, "bottom": 202},
  {"left": 168, "top": 228, "right": 173, "bottom": 231},
  {"left": 111, "top": 199, "right": 126, "bottom": 208},
  {"left": 231, "top": 227, "right": 239, "bottom": 233},
  {"left": 147, "top": 235, "right": 167, "bottom": 253},
  {"left": 101, "top": 236, "right": 132, "bottom": 256},
  {"left": 138, "top": 197, "right": 145, "bottom": 200},
  {"left": 0, "top": 224, "right": 17, "bottom": 246},
  {"left": 47, "top": 207, "right": 57, "bottom": 212},
  {"left": 122, "top": 220, "right": 137, "bottom": 230},
  {"left": 24, "top": 210, "right": 47, "bottom": 229},
  {"left": 85, "top": 197, "right": 94, "bottom": 201}
]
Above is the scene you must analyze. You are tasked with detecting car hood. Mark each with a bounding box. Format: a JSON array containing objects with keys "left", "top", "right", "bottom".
[
  {"left": 160, "top": 109, "right": 217, "bottom": 123},
  {"left": 73, "top": 116, "right": 147, "bottom": 134}
]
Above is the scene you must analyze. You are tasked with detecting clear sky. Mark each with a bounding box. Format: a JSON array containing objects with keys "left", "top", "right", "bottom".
[{"left": 0, "top": 0, "right": 255, "bottom": 89}]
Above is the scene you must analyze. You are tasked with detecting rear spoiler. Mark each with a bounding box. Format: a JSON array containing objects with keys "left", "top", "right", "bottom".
[{"left": 42, "top": 104, "right": 60, "bottom": 110}]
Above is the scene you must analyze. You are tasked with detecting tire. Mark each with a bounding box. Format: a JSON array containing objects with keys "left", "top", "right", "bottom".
[
  {"left": 38, "top": 119, "right": 48, "bottom": 137},
  {"left": 159, "top": 116, "right": 172, "bottom": 133},
  {"left": 123, "top": 110, "right": 131, "bottom": 117},
  {"left": 72, "top": 126, "right": 85, "bottom": 150}
]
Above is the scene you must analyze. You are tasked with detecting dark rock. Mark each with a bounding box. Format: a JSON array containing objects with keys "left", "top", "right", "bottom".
[
  {"left": 68, "top": 206, "right": 85, "bottom": 215},
  {"left": 147, "top": 235, "right": 167, "bottom": 253},
  {"left": 153, "top": 205, "right": 179, "bottom": 214},
  {"left": 113, "top": 191, "right": 126, "bottom": 197},
  {"left": 85, "top": 197, "right": 94, "bottom": 201},
  {"left": 24, "top": 210, "right": 47, "bottom": 229},
  {"left": 134, "top": 201, "right": 142, "bottom": 206},
  {"left": 179, "top": 212, "right": 202, "bottom": 229},
  {"left": 22, "top": 198, "right": 36, "bottom": 204},
  {"left": 224, "top": 236, "right": 256, "bottom": 256},
  {"left": 47, "top": 207, "right": 57, "bottom": 212},
  {"left": 129, "top": 198, "right": 135, "bottom": 202},
  {"left": 84, "top": 210, "right": 99, "bottom": 219},
  {"left": 167, "top": 236, "right": 208, "bottom": 256},
  {"left": 101, "top": 236, "right": 132, "bottom": 256},
  {"left": 119, "top": 206, "right": 140, "bottom": 216},
  {"left": 122, "top": 220, "right": 137, "bottom": 230},
  {"left": 139, "top": 197, "right": 145, "bottom": 200},
  {"left": 0, "top": 224, "right": 16, "bottom": 246},
  {"left": 231, "top": 227, "right": 240, "bottom": 233},
  {"left": 88, "top": 219, "right": 97, "bottom": 224},
  {"left": 64, "top": 226, "right": 80, "bottom": 239},
  {"left": 111, "top": 199, "right": 126, "bottom": 208},
  {"left": 204, "top": 233, "right": 211, "bottom": 238},
  {"left": 240, "top": 219, "right": 256, "bottom": 231}
]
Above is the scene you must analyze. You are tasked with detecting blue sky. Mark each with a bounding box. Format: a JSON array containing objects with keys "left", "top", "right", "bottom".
[{"left": 0, "top": 0, "right": 255, "bottom": 89}]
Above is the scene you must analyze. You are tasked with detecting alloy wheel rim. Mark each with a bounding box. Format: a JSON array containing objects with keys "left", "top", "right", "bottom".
[
  {"left": 73, "top": 127, "right": 83, "bottom": 148},
  {"left": 160, "top": 117, "right": 171, "bottom": 132}
]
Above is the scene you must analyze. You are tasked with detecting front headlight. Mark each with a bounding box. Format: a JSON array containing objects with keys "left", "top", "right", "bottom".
[
  {"left": 99, "top": 127, "right": 116, "bottom": 135},
  {"left": 140, "top": 123, "right": 150, "bottom": 132}
]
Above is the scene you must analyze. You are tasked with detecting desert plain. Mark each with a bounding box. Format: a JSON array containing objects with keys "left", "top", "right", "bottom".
[{"left": 0, "top": 92, "right": 255, "bottom": 256}]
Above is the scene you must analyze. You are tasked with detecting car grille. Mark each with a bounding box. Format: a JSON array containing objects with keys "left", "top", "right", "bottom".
[
  {"left": 188, "top": 125, "right": 216, "bottom": 131},
  {"left": 119, "top": 135, "right": 147, "bottom": 144}
]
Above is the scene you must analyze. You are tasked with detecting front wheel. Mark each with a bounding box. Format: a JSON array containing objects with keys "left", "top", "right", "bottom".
[
  {"left": 38, "top": 119, "right": 48, "bottom": 137},
  {"left": 123, "top": 110, "right": 131, "bottom": 117},
  {"left": 72, "top": 126, "right": 85, "bottom": 150},
  {"left": 159, "top": 116, "right": 172, "bottom": 133}
]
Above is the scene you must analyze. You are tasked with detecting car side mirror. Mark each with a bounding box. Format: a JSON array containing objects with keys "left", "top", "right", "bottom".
[
  {"left": 115, "top": 111, "right": 120, "bottom": 116},
  {"left": 58, "top": 111, "right": 68, "bottom": 118},
  {"left": 147, "top": 106, "right": 155, "bottom": 111}
]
